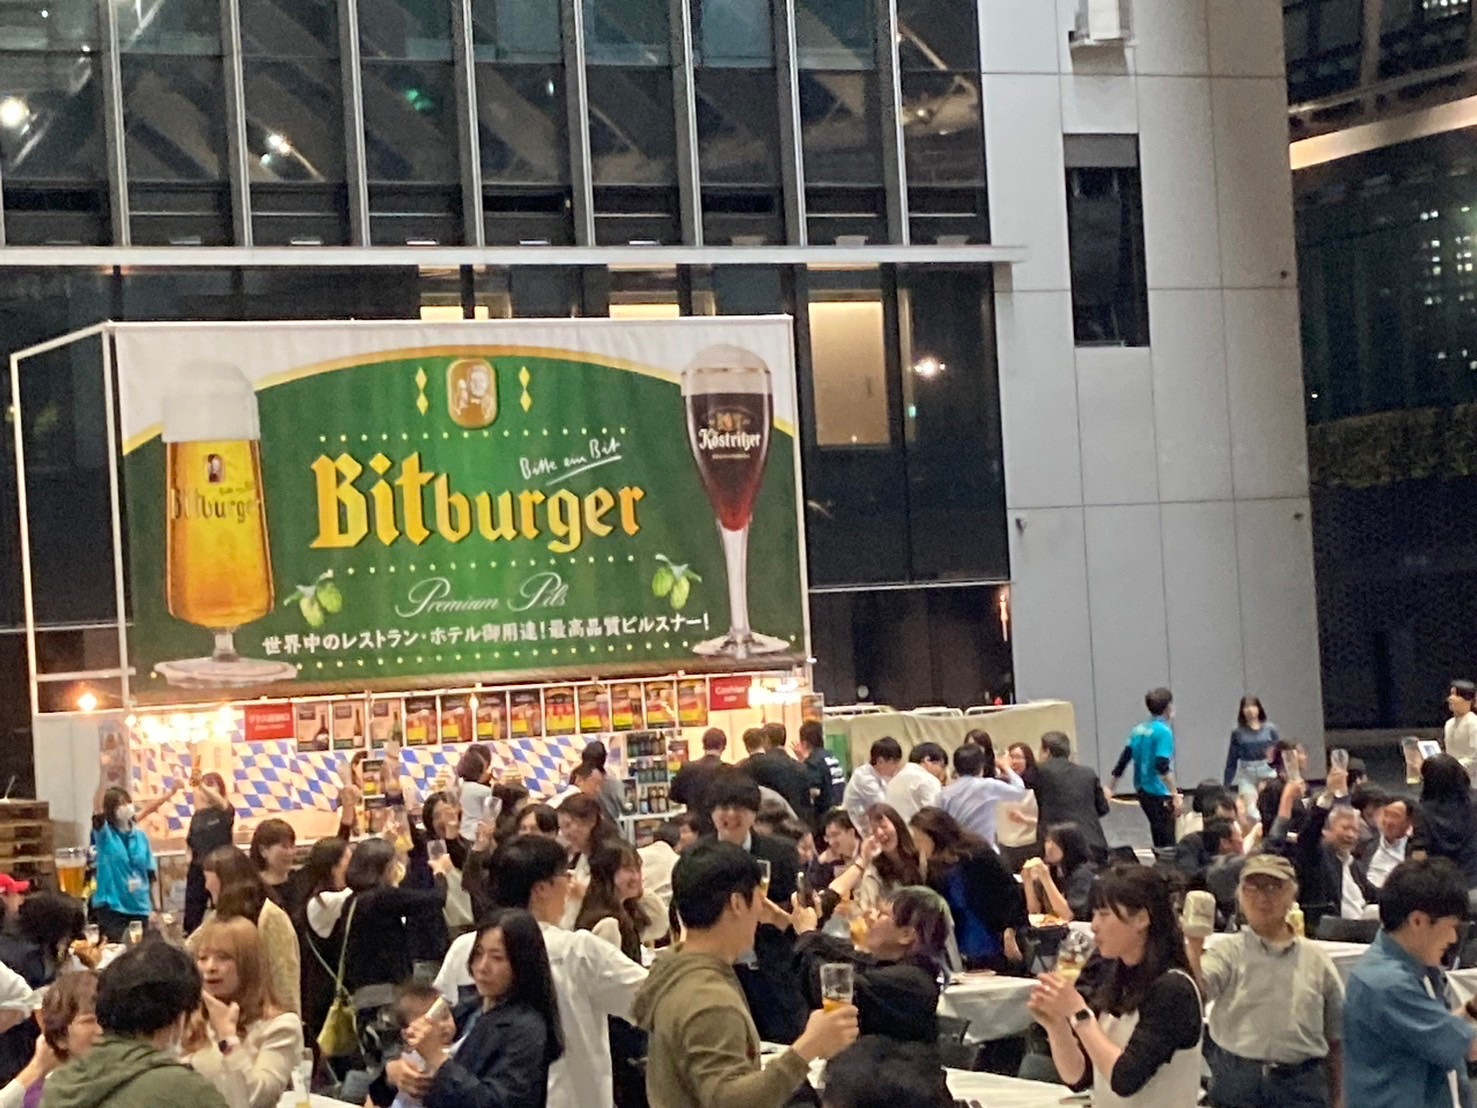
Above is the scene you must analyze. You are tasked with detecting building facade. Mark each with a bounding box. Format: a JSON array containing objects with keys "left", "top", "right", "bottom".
[{"left": 0, "top": 0, "right": 1318, "bottom": 786}]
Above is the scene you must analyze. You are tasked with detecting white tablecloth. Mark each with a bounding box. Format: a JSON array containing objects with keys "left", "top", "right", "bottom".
[
  {"left": 1204, "top": 932, "right": 1369, "bottom": 983},
  {"left": 948, "top": 1069, "right": 1076, "bottom": 1107},
  {"left": 277, "top": 1096, "right": 343, "bottom": 1108},
  {"left": 937, "top": 972, "right": 1039, "bottom": 1043}
]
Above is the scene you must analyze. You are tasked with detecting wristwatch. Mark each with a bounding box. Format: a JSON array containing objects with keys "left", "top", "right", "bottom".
[
  {"left": 217, "top": 1036, "right": 241, "bottom": 1055},
  {"left": 1069, "top": 1008, "right": 1093, "bottom": 1031}
]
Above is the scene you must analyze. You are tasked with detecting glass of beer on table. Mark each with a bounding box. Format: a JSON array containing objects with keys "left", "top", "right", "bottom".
[{"left": 820, "top": 963, "right": 854, "bottom": 1012}]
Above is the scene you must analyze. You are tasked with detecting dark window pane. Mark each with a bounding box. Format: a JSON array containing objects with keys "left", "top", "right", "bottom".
[
  {"left": 587, "top": 67, "right": 675, "bottom": 185},
  {"left": 117, "top": 0, "right": 220, "bottom": 54},
  {"left": 359, "top": 0, "right": 453, "bottom": 60},
  {"left": 696, "top": 68, "right": 780, "bottom": 185},
  {"left": 897, "top": 0, "right": 978, "bottom": 71},
  {"left": 898, "top": 267, "right": 1006, "bottom": 580},
  {"left": 0, "top": 52, "right": 105, "bottom": 181},
  {"left": 901, "top": 71, "right": 983, "bottom": 185},
  {"left": 475, "top": 64, "right": 567, "bottom": 183},
  {"left": 0, "top": 0, "right": 97, "bottom": 50},
  {"left": 241, "top": 0, "right": 337, "bottom": 56},
  {"left": 121, "top": 56, "right": 229, "bottom": 181},
  {"left": 1065, "top": 136, "right": 1149, "bottom": 347},
  {"left": 799, "top": 71, "right": 881, "bottom": 184},
  {"left": 244, "top": 59, "right": 346, "bottom": 183},
  {"left": 471, "top": 0, "right": 561, "bottom": 61},
  {"left": 583, "top": 0, "right": 669, "bottom": 64},
  {"left": 795, "top": 0, "right": 872, "bottom": 69},
  {"left": 362, "top": 60, "right": 459, "bottom": 182},
  {"left": 691, "top": 0, "right": 772, "bottom": 65}
]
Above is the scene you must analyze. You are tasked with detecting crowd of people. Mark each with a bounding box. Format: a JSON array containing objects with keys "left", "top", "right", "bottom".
[{"left": 10, "top": 691, "right": 1477, "bottom": 1108}]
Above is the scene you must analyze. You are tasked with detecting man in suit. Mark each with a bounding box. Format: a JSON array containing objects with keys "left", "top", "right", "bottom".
[
  {"left": 1268, "top": 770, "right": 1377, "bottom": 931},
  {"left": 705, "top": 769, "right": 806, "bottom": 1044},
  {"left": 1033, "top": 731, "right": 1111, "bottom": 859},
  {"left": 739, "top": 724, "right": 813, "bottom": 817},
  {"left": 669, "top": 726, "right": 728, "bottom": 817}
]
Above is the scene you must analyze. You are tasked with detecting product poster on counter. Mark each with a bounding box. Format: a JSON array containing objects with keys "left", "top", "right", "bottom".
[
  {"left": 677, "top": 678, "right": 709, "bottom": 727},
  {"left": 578, "top": 684, "right": 610, "bottom": 733},
  {"left": 475, "top": 692, "right": 509, "bottom": 741},
  {"left": 544, "top": 685, "right": 577, "bottom": 736},
  {"left": 509, "top": 690, "right": 542, "bottom": 737},
  {"left": 438, "top": 695, "right": 472, "bottom": 743},
  {"left": 403, "top": 696, "right": 437, "bottom": 746},
  {"left": 331, "top": 699, "right": 363, "bottom": 751},
  {"left": 296, "top": 703, "right": 330, "bottom": 752},
  {"left": 610, "top": 682, "right": 642, "bottom": 731},
  {"left": 368, "top": 698, "right": 402, "bottom": 749},
  {"left": 644, "top": 680, "right": 677, "bottom": 727}
]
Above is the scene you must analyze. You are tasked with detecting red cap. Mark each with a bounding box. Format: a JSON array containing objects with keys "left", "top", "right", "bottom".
[{"left": 0, "top": 876, "right": 30, "bottom": 896}]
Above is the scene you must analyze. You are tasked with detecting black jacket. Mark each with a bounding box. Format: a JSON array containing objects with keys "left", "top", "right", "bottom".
[
  {"left": 802, "top": 748, "right": 846, "bottom": 826},
  {"left": 371, "top": 998, "right": 552, "bottom": 1108},
  {"left": 928, "top": 850, "right": 1028, "bottom": 951},
  {"left": 792, "top": 931, "right": 940, "bottom": 1043},
  {"left": 739, "top": 751, "right": 813, "bottom": 818},
  {"left": 1032, "top": 757, "right": 1110, "bottom": 854},
  {"left": 1412, "top": 796, "right": 1477, "bottom": 886},
  {"left": 669, "top": 754, "right": 725, "bottom": 813},
  {"left": 725, "top": 830, "right": 807, "bottom": 1044}
]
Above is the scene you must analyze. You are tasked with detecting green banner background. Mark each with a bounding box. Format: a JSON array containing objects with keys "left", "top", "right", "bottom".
[{"left": 122, "top": 346, "right": 806, "bottom": 703}]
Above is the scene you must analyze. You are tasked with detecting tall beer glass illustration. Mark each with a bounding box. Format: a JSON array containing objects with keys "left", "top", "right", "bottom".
[
  {"left": 683, "top": 345, "right": 788, "bottom": 658},
  {"left": 155, "top": 363, "right": 297, "bottom": 688}
]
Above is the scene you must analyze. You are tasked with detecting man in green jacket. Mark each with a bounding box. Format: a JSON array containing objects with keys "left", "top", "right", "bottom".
[
  {"left": 41, "top": 940, "right": 231, "bottom": 1108},
  {"left": 632, "top": 841, "right": 858, "bottom": 1108}
]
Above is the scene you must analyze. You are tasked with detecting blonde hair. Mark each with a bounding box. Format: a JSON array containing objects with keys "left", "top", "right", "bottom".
[{"left": 194, "top": 915, "right": 279, "bottom": 1032}]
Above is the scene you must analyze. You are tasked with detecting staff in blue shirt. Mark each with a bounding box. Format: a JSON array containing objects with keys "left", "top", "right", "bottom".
[
  {"left": 90, "top": 784, "right": 173, "bottom": 941},
  {"left": 1344, "top": 856, "right": 1477, "bottom": 1108},
  {"left": 1107, "top": 687, "right": 1179, "bottom": 848}
]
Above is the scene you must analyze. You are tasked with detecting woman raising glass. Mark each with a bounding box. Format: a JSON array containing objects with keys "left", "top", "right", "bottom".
[
  {"left": 374, "top": 909, "right": 563, "bottom": 1108},
  {"left": 186, "top": 916, "right": 305, "bottom": 1108},
  {"left": 997, "top": 744, "right": 1040, "bottom": 873},
  {"left": 184, "top": 773, "right": 235, "bottom": 934},
  {"left": 556, "top": 795, "right": 617, "bottom": 927},
  {"left": 1027, "top": 867, "right": 1202, "bottom": 1107},
  {"left": 826, "top": 804, "right": 922, "bottom": 911}
]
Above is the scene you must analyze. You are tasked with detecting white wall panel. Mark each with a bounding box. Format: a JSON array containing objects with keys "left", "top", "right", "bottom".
[
  {"left": 984, "top": 74, "right": 1071, "bottom": 292},
  {"left": 1161, "top": 501, "right": 1246, "bottom": 786},
  {"left": 1137, "top": 77, "right": 1222, "bottom": 290},
  {"left": 1224, "top": 288, "right": 1310, "bottom": 499},
  {"left": 981, "top": 0, "right": 1062, "bottom": 74},
  {"left": 1077, "top": 345, "right": 1159, "bottom": 505},
  {"left": 1235, "top": 498, "right": 1325, "bottom": 765},
  {"left": 1085, "top": 505, "right": 1171, "bottom": 758},
  {"left": 1211, "top": 78, "right": 1298, "bottom": 289},
  {"left": 1061, "top": 75, "right": 1139, "bottom": 133},
  {"left": 996, "top": 289, "right": 1084, "bottom": 509},
  {"left": 1149, "top": 289, "right": 1234, "bottom": 502},
  {"left": 1008, "top": 506, "right": 1101, "bottom": 762},
  {"left": 1128, "top": 0, "right": 1210, "bottom": 77},
  {"left": 1207, "top": 0, "right": 1286, "bottom": 79}
]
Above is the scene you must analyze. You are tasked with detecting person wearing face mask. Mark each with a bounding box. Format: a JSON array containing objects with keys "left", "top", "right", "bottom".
[
  {"left": 90, "top": 787, "right": 175, "bottom": 943},
  {"left": 38, "top": 941, "right": 233, "bottom": 1108}
]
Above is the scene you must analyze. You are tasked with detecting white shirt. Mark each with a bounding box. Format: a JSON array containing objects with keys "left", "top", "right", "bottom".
[
  {"left": 1339, "top": 855, "right": 1367, "bottom": 920},
  {"left": 638, "top": 840, "right": 678, "bottom": 909},
  {"left": 1364, "top": 834, "right": 1408, "bottom": 889},
  {"left": 1447, "top": 713, "right": 1477, "bottom": 773},
  {"left": 434, "top": 921, "right": 647, "bottom": 1108},
  {"left": 883, "top": 763, "right": 941, "bottom": 823},
  {"left": 842, "top": 764, "right": 889, "bottom": 815}
]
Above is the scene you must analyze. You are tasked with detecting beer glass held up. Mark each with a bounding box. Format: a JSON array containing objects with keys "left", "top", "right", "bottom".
[
  {"left": 682, "top": 346, "right": 789, "bottom": 659},
  {"left": 155, "top": 363, "right": 297, "bottom": 689}
]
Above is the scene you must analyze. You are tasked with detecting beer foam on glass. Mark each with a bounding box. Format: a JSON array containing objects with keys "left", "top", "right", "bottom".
[
  {"left": 681, "top": 345, "right": 788, "bottom": 659},
  {"left": 155, "top": 363, "right": 298, "bottom": 689}
]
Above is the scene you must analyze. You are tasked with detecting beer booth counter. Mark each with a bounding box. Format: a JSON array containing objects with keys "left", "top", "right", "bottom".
[{"left": 13, "top": 318, "right": 814, "bottom": 901}]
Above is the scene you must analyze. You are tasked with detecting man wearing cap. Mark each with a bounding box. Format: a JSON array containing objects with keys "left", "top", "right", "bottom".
[
  {"left": 1185, "top": 853, "right": 1345, "bottom": 1108},
  {"left": 0, "top": 876, "right": 28, "bottom": 936}
]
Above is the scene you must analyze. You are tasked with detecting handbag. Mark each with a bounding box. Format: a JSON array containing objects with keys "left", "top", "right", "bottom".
[{"left": 308, "top": 899, "right": 359, "bottom": 1057}]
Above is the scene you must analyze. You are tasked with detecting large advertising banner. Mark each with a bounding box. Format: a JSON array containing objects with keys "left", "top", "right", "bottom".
[{"left": 114, "top": 319, "right": 806, "bottom": 705}]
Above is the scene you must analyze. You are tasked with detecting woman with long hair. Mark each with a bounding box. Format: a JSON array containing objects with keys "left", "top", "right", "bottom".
[
  {"left": 997, "top": 742, "right": 1041, "bottom": 872},
  {"left": 422, "top": 793, "right": 469, "bottom": 871},
  {"left": 909, "top": 807, "right": 1026, "bottom": 970},
  {"left": 574, "top": 840, "right": 665, "bottom": 960},
  {"left": 1224, "top": 696, "right": 1279, "bottom": 799},
  {"left": 374, "top": 909, "right": 563, "bottom": 1108},
  {"left": 296, "top": 838, "right": 352, "bottom": 1043},
  {"left": 1413, "top": 752, "right": 1477, "bottom": 885},
  {"left": 1027, "top": 867, "right": 1202, "bottom": 1105},
  {"left": 249, "top": 819, "right": 299, "bottom": 915},
  {"left": 790, "top": 885, "right": 951, "bottom": 1043},
  {"left": 557, "top": 794, "right": 617, "bottom": 928},
  {"left": 1023, "top": 823, "right": 1096, "bottom": 921},
  {"left": 184, "top": 773, "right": 235, "bottom": 933},
  {"left": 195, "top": 847, "right": 301, "bottom": 1016},
  {"left": 186, "top": 916, "right": 306, "bottom": 1108},
  {"left": 826, "top": 803, "right": 923, "bottom": 911}
]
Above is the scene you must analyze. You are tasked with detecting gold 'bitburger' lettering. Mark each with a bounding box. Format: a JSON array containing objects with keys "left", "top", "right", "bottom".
[{"left": 309, "top": 451, "right": 645, "bottom": 553}]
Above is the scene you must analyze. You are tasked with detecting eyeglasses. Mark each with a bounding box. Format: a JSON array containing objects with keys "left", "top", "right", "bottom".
[{"left": 1241, "top": 878, "right": 1288, "bottom": 894}]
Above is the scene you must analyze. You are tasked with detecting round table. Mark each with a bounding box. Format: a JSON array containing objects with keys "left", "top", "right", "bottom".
[
  {"left": 277, "top": 1095, "right": 344, "bottom": 1108},
  {"left": 937, "top": 971, "right": 1038, "bottom": 1043}
]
